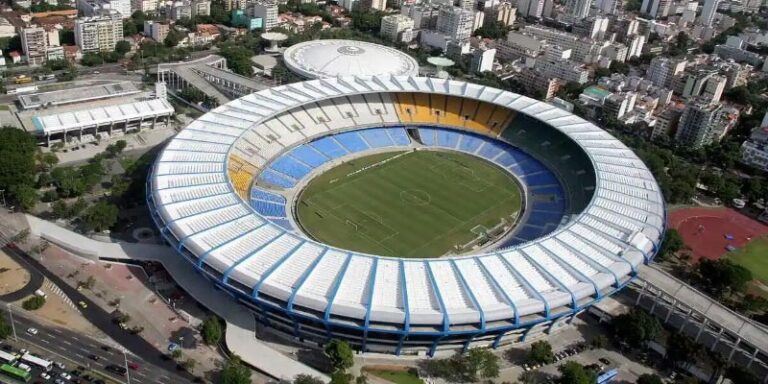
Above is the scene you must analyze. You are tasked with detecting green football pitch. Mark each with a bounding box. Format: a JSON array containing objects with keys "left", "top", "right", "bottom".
[{"left": 295, "top": 150, "right": 523, "bottom": 258}]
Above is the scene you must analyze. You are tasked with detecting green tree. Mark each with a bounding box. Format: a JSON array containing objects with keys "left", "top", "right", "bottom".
[
  {"left": 590, "top": 334, "right": 608, "bottom": 349},
  {"left": 657, "top": 228, "right": 684, "bottom": 261},
  {"left": 557, "top": 362, "right": 597, "bottom": 384},
  {"left": 637, "top": 374, "right": 664, "bottom": 384},
  {"left": 200, "top": 316, "right": 223, "bottom": 345},
  {"left": 170, "top": 349, "right": 182, "bottom": 360},
  {"left": 0, "top": 127, "right": 37, "bottom": 206},
  {"left": 330, "top": 371, "right": 353, "bottom": 384},
  {"left": 293, "top": 374, "right": 326, "bottom": 384},
  {"left": 164, "top": 29, "right": 182, "bottom": 48},
  {"left": 527, "top": 340, "right": 554, "bottom": 364},
  {"left": 220, "top": 355, "right": 251, "bottom": 384},
  {"left": 611, "top": 309, "right": 661, "bottom": 346},
  {"left": 665, "top": 332, "right": 702, "bottom": 368},
  {"left": 81, "top": 201, "right": 119, "bottom": 232},
  {"left": 69, "top": 197, "right": 88, "bottom": 217},
  {"left": 81, "top": 52, "right": 104, "bottom": 66},
  {"left": 52, "top": 200, "right": 69, "bottom": 218},
  {"left": 696, "top": 259, "right": 752, "bottom": 299},
  {"left": 0, "top": 314, "right": 11, "bottom": 339},
  {"left": 324, "top": 339, "right": 354, "bottom": 372},
  {"left": 518, "top": 370, "right": 543, "bottom": 384},
  {"left": 123, "top": 19, "right": 138, "bottom": 36},
  {"left": 115, "top": 40, "right": 131, "bottom": 55},
  {"left": 11, "top": 185, "right": 37, "bottom": 211},
  {"left": 422, "top": 349, "right": 499, "bottom": 382},
  {"left": 22, "top": 295, "right": 46, "bottom": 310}
]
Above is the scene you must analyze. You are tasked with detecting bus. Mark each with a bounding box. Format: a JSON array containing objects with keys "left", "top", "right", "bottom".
[
  {"left": 13, "top": 76, "right": 32, "bottom": 84},
  {"left": 0, "top": 350, "right": 17, "bottom": 364},
  {"left": 20, "top": 353, "right": 52, "bottom": 372},
  {"left": 5, "top": 85, "right": 38, "bottom": 95},
  {"left": 0, "top": 363, "right": 31, "bottom": 383}
]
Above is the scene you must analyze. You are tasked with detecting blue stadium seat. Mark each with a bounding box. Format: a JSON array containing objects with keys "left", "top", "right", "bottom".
[
  {"left": 259, "top": 170, "right": 295, "bottom": 188},
  {"left": 310, "top": 137, "right": 348, "bottom": 159},
  {"left": 514, "top": 224, "right": 548, "bottom": 241},
  {"left": 532, "top": 199, "right": 566, "bottom": 212},
  {"left": 288, "top": 145, "right": 329, "bottom": 168},
  {"left": 334, "top": 131, "right": 370, "bottom": 152},
  {"left": 387, "top": 128, "right": 411, "bottom": 146},
  {"left": 269, "top": 218, "right": 294, "bottom": 231},
  {"left": 419, "top": 128, "right": 436, "bottom": 145},
  {"left": 250, "top": 187, "right": 286, "bottom": 204},
  {"left": 252, "top": 200, "right": 287, "bottom": 217},
  {"left": 270, "top": 156, "right": 314, "bottom": 180},
  {"left": 478, "top": 140, "right": 506, "bottom": 160},
  {"left": 514, "top": 161, "right": 547, "bottom": 175},
  {"left": 436, "top": 129, "right": 460, "bottom": 148},
  {"left": 458, "top": 134, "right": 483, "bottom": 153},
  {"left": 524, "top": 172, "right": 559, "bottom": 187},
  {"left": 525, "top": 212, "right": 563, "bottom": 227},
  {"left": 529, "top": 185, "right": 564, "bottom": 195},
  {"left": 358, "top": 129, "right": 395, "bottom": 148}
]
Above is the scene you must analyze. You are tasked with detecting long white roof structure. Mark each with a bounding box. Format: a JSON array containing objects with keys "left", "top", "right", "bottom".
[
  {"left": 149, "top": 76, "right": 665, "bottom": 328},
  {"left": 32, "top": 98, "right": 174, "bottom": 135},
  {"left": 283, "top": 40, "right": 420, "bottom": 79}
]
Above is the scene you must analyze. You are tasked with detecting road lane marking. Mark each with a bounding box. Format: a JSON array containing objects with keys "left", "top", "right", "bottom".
[{"left": 39, "top": 338, "right": 50, "bottom": 344}]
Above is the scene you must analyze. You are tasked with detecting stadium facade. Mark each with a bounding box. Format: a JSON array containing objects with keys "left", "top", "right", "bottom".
[{"left": 147, "top": 76, "right": 665, "bottom": 355}]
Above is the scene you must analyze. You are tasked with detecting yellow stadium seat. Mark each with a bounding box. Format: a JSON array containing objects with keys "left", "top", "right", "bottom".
[
  {"left": 442, "top": 96, "right": 464, "bottom": 127},
  {"left": 228, "top": 154, "right": 259, "bottom": 199},
  {"left": 412, "top": 93, "right": 437, "bottom": 124},
  {"left": 487, "top": 106, "right": 513, "bottom": 134}
]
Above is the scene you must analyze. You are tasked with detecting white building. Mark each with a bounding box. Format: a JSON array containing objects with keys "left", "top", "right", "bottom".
[
  {"left": 517, "top": 0, "right": 545, "bottom": 18},
  {"left": 700, "top": 0, "right": 719, "bottom": 26},
  {"left": 646, "top": 56, "right": 687, "bottom": 88},
  {"left": 74, "top": 14, "right": 124, "bottom": 52},
  {"left": 627, "top": 34, "right": 645, "bottom": 58},
  {"left": 131, "top": 0, "right": 157, "bottom": 13},
  {"left": 436, "top": 6, "right": 474, "bottom": 42},
  {"left": 675, "top": 99, "right": 728, "bottom": 148},
  {"left": 640, "top": 0, "right": 671, "bottom": 18},
  {"left": 566, "top": 0, "right": 592, "bottom": 19},
  {"left": 471, "top": 45, "right": 496, "bottom": 73},
  {"left": 741, "top": 113, "right": 768, "bottom": 172},
  {"left": 250, "top": 0, "right": 278, "bottom": 30},
  {"left": 380, "top": 14, "right": 415, "bottom": 42},
  {"left": 77, "top": 0, "right": 132, "bottom": 18},
  {"left": 0, "top": 17, "right": 16, "bottom": 38},
  {"left": 20, "top": 27, "right": 48, "bottom": 65},
  {"left": 359, "top": 0, "right": 386, "bottom": 11}
]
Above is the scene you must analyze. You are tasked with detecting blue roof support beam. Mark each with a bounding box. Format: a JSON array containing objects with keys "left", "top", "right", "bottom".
[
  {"left": 450, "top": 260, "right": 485, "bottom": 353},
  {"left": 475, "top": 257, "right": 519, "bottom": 326},
  {"left": 497, "top": 253, "right": 550, "bottom": 319},
  {"left": 221, "top": 233, "right": 291, "bottom": 285},
  {"left": 425, "top": 262, "right": 450, "bottom": 357},
  {"left": 287, "top": 248, "right": 329, "bottom": 311},
  {"left": 396, "top": 260, "right": 410, "bottom": 356},
  {"left": 196, "top": 222, "right": 270, "bottom": 269},
  {"left": 251, "top": 240, "right": 307, "bottom": 298},
  {"left": 568, "top": 229, "right": 636, "bottom": 275},
  {"left": 175, "top": 211, "right": 251, "bottom": 252},
  {"left": 539, "top": 246, "right": 601, "bottom": 300},
  {"left": 361, "top": 258, "right": 379, "bottom": 352},
  {"left": 553, "top": 237, "right": 619, "bottom": 287},
  {"left": 520, "top": 250, "right": 577, "bottom": 310},
  {"left": 322, "top": 253, "right": 353, "bottom": 324}
]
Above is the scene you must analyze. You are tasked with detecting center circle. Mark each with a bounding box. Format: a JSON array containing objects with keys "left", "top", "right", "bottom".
[
  {"left": 337, "top": 46, "right": 365, "bottom": 55},
  {"left": 295, "top": 150, "right": 523, "bottom": 258}
]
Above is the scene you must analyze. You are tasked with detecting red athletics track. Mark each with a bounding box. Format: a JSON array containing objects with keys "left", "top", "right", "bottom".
[{"left": 667, "top": 208, "right": 768, "bottom": 263}]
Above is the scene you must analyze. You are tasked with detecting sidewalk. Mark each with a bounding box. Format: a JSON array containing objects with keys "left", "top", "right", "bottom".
[{"left": 27, "top": 214, "right": 330, "bottom": 382}]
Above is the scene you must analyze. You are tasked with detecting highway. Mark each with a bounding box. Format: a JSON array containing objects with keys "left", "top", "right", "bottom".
[
  {"left": 0, "top": 231, "right": 196, "bottom": 383},
  {"left": 2, "top": 307, "right": 192, "bottom": 384}
]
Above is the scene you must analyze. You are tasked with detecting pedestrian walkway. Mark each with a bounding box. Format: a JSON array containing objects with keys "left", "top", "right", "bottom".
[
  {"left": 26, "top": 215, "right": 329, "bottom": 382},
  {"left": 44, "top": 279, "right": 78, "bottom": 311}
]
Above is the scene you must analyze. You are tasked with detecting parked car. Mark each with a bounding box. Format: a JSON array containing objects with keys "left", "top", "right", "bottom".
[
  {"left": 60, "top": 372, "right": 72, "bottom": 380},
  {"left": 40, "top": 372, "right": 51, "bottom": 380},
  {"left": 54, "top": 362, "right": 66, "bottom": 370},
  {"left": 88, "top": 354, "right": 100, "bottom": 361},
  {"left": 27, "top": 327, "right": 38, "bottom": 335}
]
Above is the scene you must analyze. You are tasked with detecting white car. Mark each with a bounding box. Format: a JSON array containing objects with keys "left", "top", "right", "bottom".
[
  {"left": 40, "top": 372, "right": 51, "bottom": 380},
  {"left": 26, "top": 327, "right": 38, "bottom": 335},
  {"left": 54, "top": 361, "right": 66, "bottom": 370},
  {"left": 60, "top": 372, "right": 72, "bottom": 380}
]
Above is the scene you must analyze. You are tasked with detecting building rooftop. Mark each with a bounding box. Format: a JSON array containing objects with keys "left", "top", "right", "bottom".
[
  {"left": 18, "top": 81, "right": 140, "bottom": 110},
  {"left": 31, "top": 98, "right": 174, "bottom": 135},
  {"left": 282, "top": 39, "right": 419, "bottom": 79}
]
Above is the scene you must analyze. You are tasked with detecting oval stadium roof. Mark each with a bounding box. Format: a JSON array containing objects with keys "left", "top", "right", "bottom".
[
  {"left": 282, "top": 39, "right": 420, "bottom": 79},
  {"left": 149, "top": 76, "right": 665, "bottom": 330}
]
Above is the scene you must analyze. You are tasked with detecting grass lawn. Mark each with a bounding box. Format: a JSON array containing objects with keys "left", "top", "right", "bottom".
[
  {"left": 365, "top": 368, "right": 424, "bottom": 384},
  {"left": 727, "top": 236, "right": 768, "bottom": 284},
  {"left": 296, "top": 150, "right": 522, "bottom": 257}
]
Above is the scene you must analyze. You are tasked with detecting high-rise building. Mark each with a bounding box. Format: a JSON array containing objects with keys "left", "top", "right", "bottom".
[
  {"left": 401, "top": 4, "right": 439, "bottom": 29},
  {"left": 566, "top": 0, "right": 592, "bottom": 19},
  {"left": 472, "top": 10, "right": 485, "bottom": 32},
  {"left": 646, "top": 56, "right": 687, "bottom": 88},
  {"left": 489, "top": 2, "right": 516, "bottom": 26},
  {"left": 517, "top": 0, "right": 545, "bottom": 18},
  {"left": 640, "top": 0, "right": 671, "bottom": 18},
  {"left": 470, "top": 45, "right": 496, "bottom": 73},
  {"left": 675, "top": 99, "right": 727, "bottom": 148},
  {"left": 436, "top": 6, "right": 474, "bottom": 41},
  {"left": 144, "top": 20, "right": 169, "bottom": 42},
  {"left": 191, "top": 0, "right": 211, "bottom": 17},
  {"left": 627, "top": 34, "right": 645, "bottom": 58},
  {"left": 595, "top": 0, "right": 617, "bottom": 14},
  {"left": 456, "top": 0, "right": 475, "bottom": 10},
  {"left": 249, "top": 0, "right": 278, "bottom": 30},
  {"left": 380, "top": 14, "right": 414, "bottom": 42},
  {"left": 359, "top": 0, "right": 386, "bottom": 11},
  {"left": 77, "top": 0, "right": 131, "bottom": 18},
  {"left": 131, "top": 0, "right": 157, "bottom": 13},
  {"left": 700, "top": 0, "right": 719, "bottom": 26},
  {"left": 74, "top": 13, "right": 123, "bottom": 52},
  {"left": 20, "top": 27, "right": 48, "bottom": 65}
]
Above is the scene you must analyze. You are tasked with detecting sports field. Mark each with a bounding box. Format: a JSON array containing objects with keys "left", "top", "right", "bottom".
[
  {"left": 295, "top": 150, "right": 523, "bottom": 258},
  {"left": 727, "top": 237, "right": 768, "bottom": 284}
]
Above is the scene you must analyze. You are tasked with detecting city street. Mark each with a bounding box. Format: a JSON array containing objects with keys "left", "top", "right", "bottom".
[{"left": 2, "top": 307, "right": 192, "bottom": 384}]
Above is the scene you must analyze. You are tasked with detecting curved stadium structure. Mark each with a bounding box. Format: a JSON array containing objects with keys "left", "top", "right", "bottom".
[{"left": 147, "top": 76, "right": 665, "bottom": 355}]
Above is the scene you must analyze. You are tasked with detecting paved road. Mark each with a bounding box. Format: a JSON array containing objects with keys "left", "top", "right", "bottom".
[
  {"left": 0, "top": 247, "right": 44, "bottom": 302},
  {"left": 0, "top": 235, "right": 196, "bottom": 382},
  {"left": 1, "top": 306, "right": 191, "bottom": 384}
]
